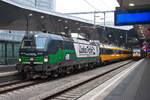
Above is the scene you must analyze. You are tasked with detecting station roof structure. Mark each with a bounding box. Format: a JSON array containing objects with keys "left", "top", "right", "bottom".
[
  {"left": 0, "top": 0, "right": 142, "bottom": 47},
  {"left": 0, "top": 0, "right": 132, "bottom": 35},
  {"left": 0, "top": 0, "right": 91, "bottom": 33}
]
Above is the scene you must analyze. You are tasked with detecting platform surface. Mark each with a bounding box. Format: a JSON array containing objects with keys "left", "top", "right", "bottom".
[
  {"left": 104, "top": 59, "right": 150, "bottom": 100},
  {"left": 0, "top": 65, "right": 16, "bottom": 73}
]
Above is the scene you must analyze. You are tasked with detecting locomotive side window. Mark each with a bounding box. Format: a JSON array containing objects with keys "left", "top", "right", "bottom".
[
  {"left": 48, "top": 40, "right": 61, "bottom": 54},
  {"left": 63, "top": 41, "right": 74, "bottom": 50}
]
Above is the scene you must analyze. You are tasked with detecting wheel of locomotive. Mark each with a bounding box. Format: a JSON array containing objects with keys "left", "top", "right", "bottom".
[
  {"left": 20, "top": 71, "right": 27, "bottom": 80},
  {"left": 20, "top": 70, "right": 31, "bottom": 80},
  {"left": 51, "top": 69, "right": 59, "bottom": 78},
  {"left": 65, "top": 66, "right": 73, "bottom": 75},
  {"left": 23, "top": 73, "right": 32, "bottom": 80},
  {"left": 84, "top": 63, "right": 89, "bottom": 70},
  {"left": 89, "top": 63, "right": 94, "bottom": 69},
  {"left": 58, "top": 67, "right": 65, "bottom": 77},
  {"left": 41, "top": 73, "right": 48, "bottom": 79}
]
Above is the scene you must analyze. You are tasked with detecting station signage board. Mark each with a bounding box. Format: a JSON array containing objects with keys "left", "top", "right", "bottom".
[{"left": 115, "top": 9, "right": 150, "bottom": 26}]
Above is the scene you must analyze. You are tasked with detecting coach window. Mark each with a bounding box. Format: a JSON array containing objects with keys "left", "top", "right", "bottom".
[
  {"left": 120, "top": 51, "right": 123, "bottom": 54},
  {"left": 116, "top": 50, "right": 120, "bottom": 54},
  {"left": 113, "top": 50, "right": 116, "bottom": 54},
  {"left": 101, "top": 48, "right": 106, "bottom": 54},
  {"left": 106, "top": 49, "right": 113, "bottom": 54}
]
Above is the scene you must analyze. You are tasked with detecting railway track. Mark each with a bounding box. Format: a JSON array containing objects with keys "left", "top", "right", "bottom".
[
  {"left": 27, "top": 60, "right": 134, "bottom": 100},
  {"left": 0, "top": 60, "right": 135, "bottom": 100},
  {"left": 42, "top": 61, "right": 135, "bottom": 100},
  {"left": 0, "top": 80, "right": 38, "bottom": 94},
  {"left": 0, "top": 80, "right": 21, "bottom": 87},
  {"left": 0, "top": 79, "right": 54, "bottom": 95},
  {"left": 0, "top": 71, "right": 22, "bottom": 83}
]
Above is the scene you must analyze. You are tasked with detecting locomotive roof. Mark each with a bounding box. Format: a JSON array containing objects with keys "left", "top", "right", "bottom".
[
  {"left": 23, "top": 33, "right": 63, "bottom": 41},
  {"left": 23, "top": 33, "right": 100, "bottom": 45}
]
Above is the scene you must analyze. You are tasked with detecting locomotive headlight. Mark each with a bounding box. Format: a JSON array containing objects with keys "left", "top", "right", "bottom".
[
  {"left": 44, "top": 56, "right": 48, "bottom": 62},
  {"left": 18, "top": 58, "right": 21, "bottom": 62}
]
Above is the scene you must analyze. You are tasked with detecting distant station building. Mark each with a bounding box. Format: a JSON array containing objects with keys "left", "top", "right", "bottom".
[{"left": 0, "top": 0, "right": 56, "bottom": 65}]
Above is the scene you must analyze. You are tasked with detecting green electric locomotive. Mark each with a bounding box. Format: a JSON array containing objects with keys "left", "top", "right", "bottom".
[{"left": 17, "top": 33, "right": 100, "bottom": 79}]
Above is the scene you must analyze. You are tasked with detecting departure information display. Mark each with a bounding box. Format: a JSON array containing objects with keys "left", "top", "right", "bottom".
[{"left": 115, "top": 9, "right": 150, "bottom": 25}]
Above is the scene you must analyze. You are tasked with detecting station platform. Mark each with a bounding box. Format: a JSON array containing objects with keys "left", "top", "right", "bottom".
[
  {"left": 104, "top": 58, "right": 150, "bottom": 100},
  {"left": 0, "top": 64, "right": 18, "bottom": 78},
  {"left": 0, "top": 65, "right": 21, "bottom": 83},
  {"left": 78, "top": 58, "right": 150, "bottom": 100},
  {"left": 0, "top": 65, "right": 16, "bottom": 72}
]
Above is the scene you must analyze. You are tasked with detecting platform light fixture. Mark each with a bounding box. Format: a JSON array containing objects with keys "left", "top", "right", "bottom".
[
  {"left": 108, "top": 34, "right": 112, "bottom": 38},
  {"left": 58, "top": 19, "right": 61, "bottom": 22},
  {"left": 141, "top": 30, "right": 143, "bottom": 33},
  {"left": 75, "top": 22, "right": 79, "bottom": 24},
  {"left": 40, "top": 16, "right": 44, "bottom": 19},
  {"left": 29, "top": 13, "right": 33, "bottom": 16},
  {"left": 77, "top": 28, "right": 81, "bottom": 30},
  {"left": 139, "top": 26, "right": 142, "bottom": 29},
  {"left": 64, "top": 26, "right": 68, "bottom": 29},
  {"left": 34, "top": 34, "right": 38, "bottom": 37},
  {"left": 65, "top": 20, "right": 68, "bottom": 23},
  {"left": 120, "top": 35, "right": 123, "bottom": 38},
  {"left": 129, "top": 3, "right": 135, "bottom": 6},
  {"left": 138, "top": 25, "right": 142, "bottom": 27}
]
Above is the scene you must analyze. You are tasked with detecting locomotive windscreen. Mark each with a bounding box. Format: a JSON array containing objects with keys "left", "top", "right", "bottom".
[
  {"left": 21, "top": 40, "right": 33, "bottom": 48},
  {"left": 35, "top": 37, "right": 47, "bottom": 49},
  {"left": 133, "top": 49, "right": 141, "bottom": 53},
  {"left": 21, "top": 37, "right": 47, "bottom": 49}
]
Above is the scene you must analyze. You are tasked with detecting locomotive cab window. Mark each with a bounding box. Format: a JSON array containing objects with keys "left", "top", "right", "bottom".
[
  {"left": 47, "top": 40, "right": 61, "bottom": 54},
  {"left": 133, "top": 49, "right": 140, "bottom": 53},
  {"left": 21, "top": 40, "right": 33, "bottom": 48},
  {"left": 21, "top": 37, "right": 47, "bottom": 49}
]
